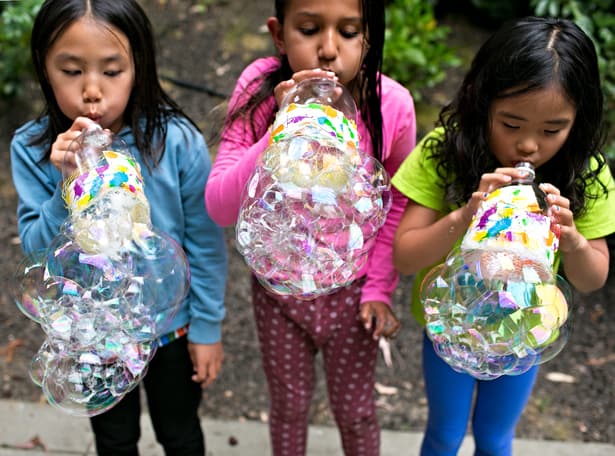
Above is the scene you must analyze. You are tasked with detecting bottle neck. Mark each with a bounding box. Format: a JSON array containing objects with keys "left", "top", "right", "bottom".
[
  {"left": 510, "top": 162, "right": 536, "bottom": 185},
  {"left": 510, "top": 175, "right": 535, "bottom": 185}
]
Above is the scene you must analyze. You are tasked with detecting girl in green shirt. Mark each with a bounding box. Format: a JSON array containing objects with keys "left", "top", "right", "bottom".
[{"left": 392, "top": 16, "right": 615, "bottom": 456}]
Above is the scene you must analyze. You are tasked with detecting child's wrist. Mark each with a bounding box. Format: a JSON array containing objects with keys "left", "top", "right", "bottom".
[{"left": 448, "top": 206, "right": 473, "bottom": 237}]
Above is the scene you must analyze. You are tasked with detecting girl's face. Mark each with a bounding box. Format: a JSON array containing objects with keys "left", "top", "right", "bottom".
[
  {"left": 45, "top": 17, "right": 135, "bottom": 133},
  {"left": 489, "top": 84, "right": 577, "bottom": 169},
  {"left": 269, "top": 0, "right": 366, "bottom": 87}
]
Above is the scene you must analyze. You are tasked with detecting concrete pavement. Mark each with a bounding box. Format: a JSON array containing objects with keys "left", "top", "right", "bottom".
[{"left": 1, "top": 399, "right": 614, "bottom": 455}]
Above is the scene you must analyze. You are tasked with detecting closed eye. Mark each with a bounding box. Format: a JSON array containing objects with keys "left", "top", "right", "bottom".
[
  {"left": 62, "top": 69, "right": 81, "bottom": 76},
  {"left": 503, "top": 122, "right": 519, "bottom": 130},
  {"left": 299, "top": 26, "right": 318, "bottom": 36},
  {"left": 340, "top": 29, "right": 360, "bottom": 39}
]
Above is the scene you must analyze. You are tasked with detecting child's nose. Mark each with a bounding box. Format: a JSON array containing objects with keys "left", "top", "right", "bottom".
[
  {"left": 82, "top": 76, "right": 102, "bottom": 103},
  {"left": 318, "top": 30, "right": 338, "bottom": 61},
  {"left": 516, "top": 137, "right": 538, "bottom": 154}
]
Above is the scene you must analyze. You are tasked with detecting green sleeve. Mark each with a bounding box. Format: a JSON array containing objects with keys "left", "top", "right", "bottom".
[
  {"left": 392, "top": 128, "right": 453, "bottom": 325},
  {"left": 574, "top": 160, "right": 615, "bottom": 240},
  {"left": 391, "top": 128, "right": 449, "bottom": 213}
]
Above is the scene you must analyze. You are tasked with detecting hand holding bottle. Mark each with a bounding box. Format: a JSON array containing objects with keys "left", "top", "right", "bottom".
[{"left": 50, "top": 117, "right": 99, "bottom": 176}]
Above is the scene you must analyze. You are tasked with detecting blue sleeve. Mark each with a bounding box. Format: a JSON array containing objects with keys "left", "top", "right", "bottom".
[
  {"left": 177, "top": 123, "right": 228, "bottom": 344},
  {"left": 10, "top": 122, "right": 68, "bottom": 254}
]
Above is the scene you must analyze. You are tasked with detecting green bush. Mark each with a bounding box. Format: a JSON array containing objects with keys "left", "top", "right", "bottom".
[
  {"left": 383, "top": 0, "right": 461, "bottom": 102},
  {"left": 0, "top": 0, "right": 43, "bottom": 97}
]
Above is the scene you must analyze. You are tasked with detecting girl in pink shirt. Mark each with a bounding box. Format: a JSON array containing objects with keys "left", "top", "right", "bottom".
[{"left": 206, "top": 1, "right": 415, "bottom": 454}]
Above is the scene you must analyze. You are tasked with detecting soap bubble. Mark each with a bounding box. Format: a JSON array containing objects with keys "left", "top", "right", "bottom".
[
  {"left": 12, "top": 125, "right": 188, "bottom": 416},
  {"left": 40, "top": 338, "right": 154, "bottom": 417},
  {"left": 13, "top": 252, "right": 47, "bottom": 323},
  {"left": 420, "top": 164, "right": 571, "bottom": 379},
  {"left": 236, "top": 78, "right": 391, "bottom": 299}
]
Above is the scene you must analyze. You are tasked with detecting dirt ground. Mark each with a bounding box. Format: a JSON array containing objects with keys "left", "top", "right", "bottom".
[{"left": 1, "top": 0, "right": 614, "bottom": 447}]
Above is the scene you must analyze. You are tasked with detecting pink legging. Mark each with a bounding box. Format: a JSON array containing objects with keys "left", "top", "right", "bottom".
[{"left": 252, "top": 277, "right": 380, "bottom": 456}]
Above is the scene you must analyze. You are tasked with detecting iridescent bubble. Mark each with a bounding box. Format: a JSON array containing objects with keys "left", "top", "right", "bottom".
[
  {"left": 123, "top": 225, "right": 190, "bottom": 337},
  {"left": 237, "top": 78, "right": 391, "bottom": 299},
  {"left": 12, "top": 251, "right": 47, "bottom": 323},
  {"left": 420, "top": 165, "right": 571, "bottom": 379},
  {"left": 14, "top": 125, "right": 186, "bottom": 415},
  {"left": 32, "top": 334, "right": 155, "bottom": 417}
]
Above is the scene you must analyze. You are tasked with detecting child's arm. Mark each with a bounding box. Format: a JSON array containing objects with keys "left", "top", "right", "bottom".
[
  {"left": 175, "top": 122, "right": 228, "bottom": 380},
  {"left": 205, "top": 127, "right": 271, "bottom": 227},
  {"left": 206, "top": 65, "right": 340, "bottom": 227},
  {"left": 393, "top": 201, "right": 471, "bottom": 275},
  {"left": 11, "top": 125, "right": 67, "bottom": 253},
  {"left": 561, "top": 237, "right": 609, "bottom": 292},
  {"left": 205, "top": 59, "right": 278, "bottom": 227},
  {"left": 393, "top": 166, "right": 524, "bottom": 275},
  {"left": 360, "top": 80, "right": 416, "bottom": 305}
]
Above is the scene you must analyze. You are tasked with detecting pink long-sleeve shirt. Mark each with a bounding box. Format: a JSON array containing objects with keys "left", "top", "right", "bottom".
[{"left": 206, "top": 57, "right": 416, "bottom": 305}]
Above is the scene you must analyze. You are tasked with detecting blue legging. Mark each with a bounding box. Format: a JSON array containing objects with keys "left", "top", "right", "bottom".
[{"left": 421, "top": 333, "right": 539, "bottom": 456}]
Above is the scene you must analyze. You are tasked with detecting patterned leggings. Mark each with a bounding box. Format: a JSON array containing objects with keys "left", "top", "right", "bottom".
[{"left": 252, "top": 277, "right": 380, "bottom": 456}]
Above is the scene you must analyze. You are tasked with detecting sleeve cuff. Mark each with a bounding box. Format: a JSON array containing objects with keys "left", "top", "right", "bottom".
[
  {"left": 360, "top": 288, "right": 393, "bottom": 307},
  {"left": 187, "top": 319, "right": 222, "bottom": 345}
]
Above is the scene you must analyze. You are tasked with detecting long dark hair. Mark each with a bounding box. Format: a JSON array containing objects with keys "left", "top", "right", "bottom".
[
  {"left": 222, "top": 0, "right": 385, "bottom": 161},
  {"left": 429, "top": 16, "right": 607, "bottom": 214},
  {"left": 30, "top": 0, "right": 196, "bottom": 168}
]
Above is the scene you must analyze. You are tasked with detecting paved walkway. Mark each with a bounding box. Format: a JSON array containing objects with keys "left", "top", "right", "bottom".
[{"left": 1, "top": 399, "right": 614, "bottom": 455}]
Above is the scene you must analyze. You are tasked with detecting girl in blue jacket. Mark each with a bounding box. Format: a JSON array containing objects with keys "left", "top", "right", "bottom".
[{"left": 11, "top": 1, "right": 227, "bottom": 454}]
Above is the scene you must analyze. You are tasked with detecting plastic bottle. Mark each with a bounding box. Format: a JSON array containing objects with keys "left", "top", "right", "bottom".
[
  {"left": 235, "top": 78, "right": 391, "bottom": 299},
  {"left": 62, "top": 125, "right": 151, "bottom": 255},
  {"left": 420, "top": 162, "right": 570, "bottom": 379},
  {"left": 460, "top": 161, "right": 559, "bottom": 280}
]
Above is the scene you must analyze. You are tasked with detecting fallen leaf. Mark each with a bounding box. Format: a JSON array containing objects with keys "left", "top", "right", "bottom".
[
  {"left": 544, "top": 372, "right": 576, "bottom": 383},
  {"left": 374, "top": 382, "right": 398, "bottom": 395},
  {"left": 586, "top": 353, "right": 615, "bottom": 366},
  {"left": 379, "top": 338, "right": 392, "bottom": 367},
  {"left": 0, "top": 339, "right": 25, "bottom": 362},
  {"left": 11, "top": 435, "right": 47, "bottom": 451}
]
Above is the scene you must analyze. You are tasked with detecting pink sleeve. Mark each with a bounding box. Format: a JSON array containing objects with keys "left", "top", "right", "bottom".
[
  {"left": 361, "top": 79, "right": 416, "bottom": 305},
  {"left": 205, "top": 59, "right": 277, "bottom": 227}
]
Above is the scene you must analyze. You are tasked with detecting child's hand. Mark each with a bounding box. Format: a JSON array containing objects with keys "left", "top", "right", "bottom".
[
  {"left": 188, "top": 341, "right": 224, "bottom": 388},
  {"left": 359, "top": 301, "right": 401, "bottom": 341},
  {"left": 50, "top": 116, "right": 99, "bottom": 175},
  {"left": 273, "top": 68, "right": 338, "bottom": 107},
  {"left": 463, "top": 166, "right": 531, "bottom": 219},
  {"left": 539, "top": 182, "right": 586, "bottom": 253}
]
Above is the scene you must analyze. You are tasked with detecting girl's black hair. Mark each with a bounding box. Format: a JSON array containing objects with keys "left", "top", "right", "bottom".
[
  {"left": 30, "top": 0, "right": 196, "bottom": 168},
  {"left": 429, "top": 16, "right": 607, "bottom": 215},
  {"left": 222, "top": 0, "right": 384, "bottom": 162}
]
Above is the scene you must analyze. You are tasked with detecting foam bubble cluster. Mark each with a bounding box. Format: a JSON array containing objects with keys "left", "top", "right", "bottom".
[
  {"left": 13, "top": 126, "right": 189, "bottom": 416},
  {"left": 420, "top": 171, "right": 571, "bottom": 379},
  {"left": 236, "top": 78, "right": 391, "bottom": 299}
]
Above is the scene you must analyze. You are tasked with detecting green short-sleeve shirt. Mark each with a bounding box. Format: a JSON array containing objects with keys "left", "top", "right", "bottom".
[{"left": 391, "top": 128, "right": 615, "bottom": 324}]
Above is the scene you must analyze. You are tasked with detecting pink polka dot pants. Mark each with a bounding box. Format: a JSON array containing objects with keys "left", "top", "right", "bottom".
[{"left": 252, "top": 277, "right": 381, "bottom": 456}]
